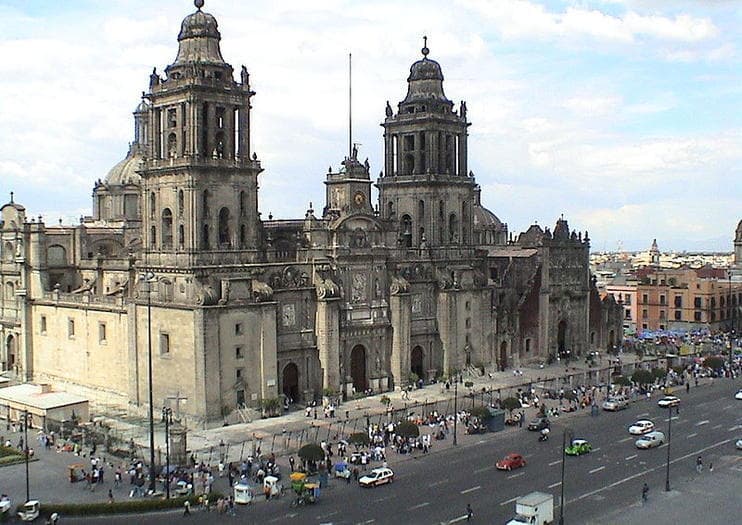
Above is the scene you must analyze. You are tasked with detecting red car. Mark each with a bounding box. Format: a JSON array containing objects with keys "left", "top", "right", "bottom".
[{"left": 496, "top": 453, "right": 526, "bottom": 471}]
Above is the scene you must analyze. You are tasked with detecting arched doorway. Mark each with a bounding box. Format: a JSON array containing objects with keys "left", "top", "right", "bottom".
[
  {"left": 557, "top": 320, "right": 567, "bottom": 355},
  {"left": 411, "top": 346, "right": 424, "bottom": 381},
  {"left": 499, "top": 341, "right": 508, "bottom": 371},
  {"left": 608, "top": 329, "right": 615, "bottom": 351},
  {"left": 5, "top": 335, "right": 16, "bottom": 371},
  {"left": 350, "top": 345, "right": 367, "bottom": 392},
  {"left": 282, "top": 363, "right": 300, "bottom": 402}
]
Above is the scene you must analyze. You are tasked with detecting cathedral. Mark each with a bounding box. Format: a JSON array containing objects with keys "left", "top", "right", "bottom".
[{"left": 0, "top": 1, "right": 623, "bottom": 424}]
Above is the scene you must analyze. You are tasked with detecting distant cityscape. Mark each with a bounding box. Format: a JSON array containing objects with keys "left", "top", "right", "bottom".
[{"left": 591, "top": 224, "right": 742, "bottom": 336}]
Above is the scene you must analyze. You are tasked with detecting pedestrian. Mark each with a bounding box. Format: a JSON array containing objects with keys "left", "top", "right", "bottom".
[
  {"left": 108, "top": 489, "right": 114, "bottom": 504},
  {"left": 289, "top": 455, "right": 296, "bottom": 472},
  {"left": 696, "top": 456, "right": 703, "bottom": 473},
  {"left": 466, "top": 503, "right": 474, "bottom": 521},
  {"left": 709, "top": 462, "right": 713, "bottom": 473},
  {"left": 642, "top": 483, "right": 648, "bottom": 503},
  {"left": 183, "top": 499, "right": 191, "bottom": 516},
  {"left": 685, "top": 382, "right": 690, "bottom": 393}
]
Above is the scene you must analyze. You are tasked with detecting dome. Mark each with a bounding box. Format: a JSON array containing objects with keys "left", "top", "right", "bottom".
[
  {"left": 736, "top": 219, "right": 742, "bottom": 242},
  {"left": 171, "top": 1, "right": 225, "bottom": 66},
  {"left": 407, "top": 57, "right": 444, "bottom": 82},
  {"left": 473, "top": 204, "right": 504, "bottom": 230},
  {"left": 104, "top": 151, "right": 143, "bottom": 186}
]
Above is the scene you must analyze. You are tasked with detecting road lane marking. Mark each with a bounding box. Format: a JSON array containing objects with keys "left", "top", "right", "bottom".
[
  {"left": 356, "top": 521, "right": 375, "bottom": 525},
  {"left": 500, "top": 496, "right": 519, "bottom": 506},
  {"left": 473, "top": 466, "right": 493, "bottom": 474},
  {"left": 637, "top": 413, "right": 649, "bottom": 417},
  {"left": 592, "top": 447, "right": 602, "bottom": 452},
  {"left": 408, "top": 502, "right": 429, "bottom": 510},
  {"left": 477, "top": 439, "right": 487, "bottom": 444},
  {"left": 589, "top": 466, "right": 605, "bottom": 474},
  {"left": 429, "top": 480, "right": 447, "bottom": 487},
  {"left": 448, "top": 516, "right": 470, "bottom": 524},
  {"left": 728, "top": 425, "right": 741, "bottom": 432},
  {"left": 317, "top": 511, "right": 339, "bottom": 519},
  {"left": 548, "top": 481, "right": 562, "bottom": 488},
  {"left": 712, "top": 424, "right": 723, "bottom": 430},
  {"left": 507, "top": 472, "right": 525, "bottom": 479},
  {"left": 625, "top": 454, "right": 637, "bottom": 460},
  {"left": 687, "top": 433, "right": 698, "bottom": 439},
  {"left": 374, "top": 496, "right": 391, "bottom": 503},
  {"left": 460, "top": 486, "right": 481, "bottom": 494},
  {"left": 569, "top": 439, "right": 732, "bottom": 504},
  {"left": 723, "top": 404, "right": 733, "bottom": 410},
  {"left": 696, "top": 420, "right": 710, "bottom": 426},
  {"left": 549, "top": 460, "right": 562, "bottom": 466},
  {"left": 618, "top": 437, "right": 633, "bottom": 443}
]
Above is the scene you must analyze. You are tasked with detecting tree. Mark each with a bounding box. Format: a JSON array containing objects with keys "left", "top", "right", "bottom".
[
  {"left": 380, "top": 395, "right": 391, "bottom": 407},
  {"left": 631, "top": 369, "right": 653, "bottom": 386},
  {"left": 298, "top": 443, "right": 325, "bottom": 463},
  {"left": 501, "top": 396, "right": 521, "bottom": 414},
  {"left": 563, "top": 390, "right": 578, "bottom": 403},
  {"left": 469, "top": 406, "right": 492, "bottom": 421},
  {"left": 395, "top": 421, "right": 420, "bottom": 439},
  {"left": 348, "top": 432, "right": 370, "bottom": 449},
  {"left": 613, "top": 375, "right": 631, "bottom": 387},
  {"left": 703, "top": 356, "right": 724, "bottom": 371},
  {"left": 261, "top": 397, "right": 281, "bottom": 417},
  {"left": 651, "top": 368, "right": 667, "bottom": 380}
]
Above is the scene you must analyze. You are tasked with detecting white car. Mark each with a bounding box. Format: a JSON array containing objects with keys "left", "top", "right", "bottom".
[
  {"left": 358, "top": 467, "right": 394, "bottom": 487},
  {"left": 735, "top": 390, "right": 742, "bottom": 400},
  {"left": 628, "top": 420, "right": 655, "bottom": 435},
  {"left": 736, "top": 439, "right": 742, "bottom": 450},
  {"left": 602, "top": 397, "right": 629, "bottom": 411},
  {"left": 657, "top": 396, "right": 680, "bottom": 408},
  {"left": 636, "top": 431, "right": 666, "bottom": 449}
]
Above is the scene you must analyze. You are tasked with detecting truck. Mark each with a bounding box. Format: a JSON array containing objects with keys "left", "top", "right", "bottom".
[{"left": 505, "top": 491, "right": 554, "bottom": 525}]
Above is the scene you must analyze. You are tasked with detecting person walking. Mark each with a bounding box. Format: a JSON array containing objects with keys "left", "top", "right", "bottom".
[
  {"left": 696, "top": 456, "right": 703, "bottom": 473},
  {"left": 183, "top": 500, "right": 191, "bottom": 517},
  {"left": 642, "top": 483, "right": 649, "bottom": 503},
  {"left": 466, "top": 503, "right": 474, "bottom": 521}
]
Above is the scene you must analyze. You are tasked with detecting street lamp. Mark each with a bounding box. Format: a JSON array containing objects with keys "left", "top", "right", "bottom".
[
  {"left": 140, "top": 271, "right": 157, "bottom": 493},
  {"left": 23, "top": 410, "right": 30, "bottom": 502},
  {"left": 559, "top": 427, "right": 573, "bottom": 525},
  {"left": 162, "top": 407, "right": 172, "bottom": 499},
  {"left": 453, "top": 372, "right": 459, "bottom": 446},
  {"left": 665, "top": 404, "right": 673, "bottom": 492}
]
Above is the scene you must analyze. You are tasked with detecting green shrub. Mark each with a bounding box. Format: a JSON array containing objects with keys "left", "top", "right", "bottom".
[
  {"left": 703, "top": 356, "right": 724, "bottom": 370},
  {"left": 469, "top": 406, "right": 492, "bottom": 421},
  {"left": 631, "top": 369, "right": 653, "bottom": 385},
  {"left": 651, "top": 368, "right": 667, "bottom": 379},
  {"left": 612, "top": 375, "right": 631, "bottom": 387},
  {"left": 501, "top": 397, "right": 521, "bottom": 413},
  {"left": 40, "top": 492, "right": 224, "bottom": 517}
]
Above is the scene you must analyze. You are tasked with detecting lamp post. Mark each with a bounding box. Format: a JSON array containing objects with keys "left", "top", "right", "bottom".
[
  {"left": 162, "top": 407, "right": 172, "bottom": 499},
  {"left": 728, "top": 275, "right": 733, "bottom": 374},
  {"left": 140, "top": 272, "right": 157, "bottom": 493},
  {"left": 23, "top": 410, "right": 30, "bottom": 502},
  {"left": 453, "top": 373, "right": 459, "bottom": 446},
  {"left": 559, "top": 427, "right": 573, "bottom": 525},
  {"left": 665, "top": 404, "right": 673, "bottom": 491}
]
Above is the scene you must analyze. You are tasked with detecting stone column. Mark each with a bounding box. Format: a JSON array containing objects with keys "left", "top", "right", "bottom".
[
  {"left": 389, "top": 290, "right": 411, "bottom": 390},
  {"left": 438, "top": 290, "right": 458, "bottom": 374},
  {"left": 316, "top": 297, "right": 340, "bottom": 392},
  {"left": 258, "top": 304, "right": 279, "bottom": 401}
]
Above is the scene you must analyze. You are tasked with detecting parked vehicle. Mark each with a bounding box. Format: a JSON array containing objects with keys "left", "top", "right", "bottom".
[
  {"left": 735, "top": 438, "right": 742, "bottom": 450},
  {"left": 0, "top": 495, "right": 11, "bottom": 517},
  {"left": 263, "top": 475, "right": 282, "bottom": 498},
  {"left": 496, "top": 453, "right": 527, "bottom": 471},
  {"left": 565, "top": 439, "right": 592, "bottom": 456},
  {"left": 505, "top": 492, "right": 554, "bottom": 525},
  {"left": 17, "top": 500, "right": 40, "bottom": 522},
  {"left": 657, "top": 396, "right": 680, "bottom": 408},
  {"left": 636, "top": 431, "right": 666, "bottom": 449},
  {"left": 233, "top": 481, "right": 254, "bottom": 505},
  {"left": 734, "top": 390, "right": 742, "bottom": 400},
  {"left": 602, "top": 397, "right": 629, "bottom": 411},
  {"left": 628, "top": 420, "right": 655, "bottom": 435},
  {"left": 527, "top": 417, "right": 550, "bottom": 431},
  {"left": 358, "top": 467, "right": 394, "bottom": 487}
]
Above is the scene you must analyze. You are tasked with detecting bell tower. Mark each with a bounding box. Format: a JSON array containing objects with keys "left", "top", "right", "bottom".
[
  {"left": 140, "top": 0, "right": 262, "bottom": 267},
  {"left": 377, "top": 38, "right": 477, "bottom": 249}
]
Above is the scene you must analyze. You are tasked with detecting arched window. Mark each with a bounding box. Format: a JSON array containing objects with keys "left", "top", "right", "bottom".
[
  {"left": 202, "top": 190, "right": 209, "bottom": 218},
  {"left": 202, "top": 224, "right": 210, "bottom": 249},
  {"left": 47, "top": 245, "right": 67, "bottom": 267},
  {"left": 239, "top": 191, "right": 246, "bottom": 217},
  {"left": 150, "top": 226, "right": 157, "bottom": 248},
  {"left": 161, "top": 208, "right": 173, "bottom": 249},
  {"left": 149, "top": 192, "right": 156, "bottom": 219},
  {"left": 240, "top": 224, "right": 246, "bottom": 248},
  {"left": 461, "top": 201, "right": 470, "bottom": 245},
  {"left": 178, "top": 190, "right": 184, "bottom": 216},
  {"left": 218, "top": 207, "right": 231, "bottom": 247},
  {"left": 5, "top": 281, "right": 14, "bottom": 300},
  {"left": 418, "top": 200, "right": 425, "bottom": 221},
  {"left": 449, "top": 213, "right": 458, "bottom": 243},
  {"left": 387, "top": 201, "right": 394, "bottom": 218},
  {"left": 401, "top": 215, "right": 413, "bottom": 248},
  {"left": 167, "top": 133, "right": 177, "bottom": 158},
  {"left": 178, "top": 224, "right": 184, "bottom": 248},
  {"left": 3, "top": 242, "right": 14, "bottom": 262},
  {"left": 438, "top": 200, "right": 445, "bottom": 244},
  {"left": 403, "top": 154, "right": 414, "bottom": 175}
]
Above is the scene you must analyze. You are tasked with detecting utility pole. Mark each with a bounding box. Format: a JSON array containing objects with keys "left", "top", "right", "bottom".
[
  {"left": 453, "top": 375, "right": 458, "bottom": 446},
  {"left": 24, "top": 410, "right": 30, "bottom": 502},
  {"left": 665, "top": 404, "right": 672, "bottom": 491}
]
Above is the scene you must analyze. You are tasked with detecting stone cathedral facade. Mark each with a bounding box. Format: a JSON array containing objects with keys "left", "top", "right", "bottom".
[{"left": 0, "top": 2, "right": 622, "bottom": 423}]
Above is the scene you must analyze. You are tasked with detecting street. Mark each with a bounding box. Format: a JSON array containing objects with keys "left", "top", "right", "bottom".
[{"left": 63, "top": 379, "right": 741, "bottom": 524}]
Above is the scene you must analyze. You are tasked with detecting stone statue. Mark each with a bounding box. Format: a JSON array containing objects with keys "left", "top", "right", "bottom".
[
  {"left": 364, "top": 158, "right": 370, "bottom": 171},
  {"left": 150, "top": 68, "right": 160, "bottom": 88},
  {"left": 352, "top": 144, "right": 358, "bottom": 160},
  {"left": 460, "top": 100, "right": 467, "bottom": 119},
  {"left": 385, "top": 101, "right": 393, "bottom": 117},
  {"left": 241, "top": 65, "right": 249, "bottom": 85}
]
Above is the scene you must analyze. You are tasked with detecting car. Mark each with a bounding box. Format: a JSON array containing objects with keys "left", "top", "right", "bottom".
[
  {"left": 565, "top": 439, "right": 592, "bottom": 456},
  {"left": 735, "top": 390, "right": 742, "bottom": 400},
  {"left": 657, "top": 396, "right": 680, "bottom": 408},
  {"left": 628, "top": 420, "right": 655, "bottom": 435},
  {"left": 636, "top": 431, "right": 666, "bottom": 449},
  {"left": 736, "top": 439, "right": 742, "bottom": 450},
  {"left": 358, "top": 467, "right": 394, "bottom": 487},
  {"left": 496, "top": 453, "right": 526, "bottom": 471},
  {"left": 602, "top": 397, "right": 629, "bottom": 411},
  {"left": 527, "top": 417, "right": 550, "bottom": 431}
]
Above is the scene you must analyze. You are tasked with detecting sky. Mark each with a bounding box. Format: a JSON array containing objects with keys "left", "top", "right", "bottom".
[{"left": 0, "top": 0, "right": 739, "bottom": 252}]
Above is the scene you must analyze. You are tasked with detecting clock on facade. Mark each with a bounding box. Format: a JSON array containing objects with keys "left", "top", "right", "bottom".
[{"left": 353, "top": 191, "right": 366, "bottom": 207}]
